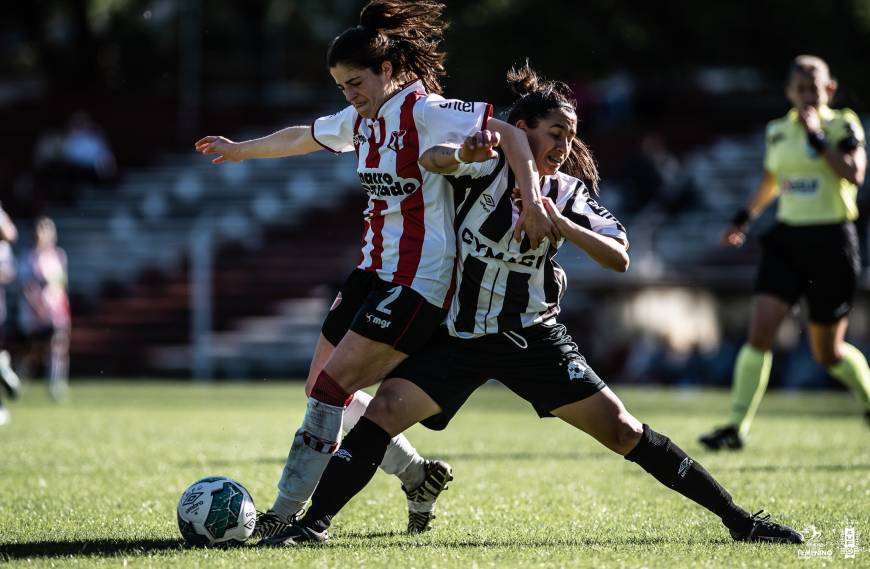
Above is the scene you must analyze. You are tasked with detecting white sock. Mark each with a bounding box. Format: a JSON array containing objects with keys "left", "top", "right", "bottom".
[
  {"left": 345, "top": 390, "right": 427, "bottom": 489},
  {"left": 0, "top": 350, "right": 21, "bottom": 390},
  {"left": 272, "top": 397, "right": 344, "bottom": 521}
]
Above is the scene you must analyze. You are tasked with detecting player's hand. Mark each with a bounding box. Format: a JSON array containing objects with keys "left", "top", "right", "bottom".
[
  {"left": 541, "top": 197, "right": 566, "bottom": 238},
  {"left": 195, "top": 136, "right": 243, "bottom": 164},
  {"left": 514, "top": 200, "right": 559, "bottom": 248},
  {"left": 797, "top": 106, "right": 822, "bottom": 134},
  {"left": 459, "top": 130, "right": 500, "bottom": 163},
  {"left": 721, "top": 225, "right": 746, "bottom": 247}
]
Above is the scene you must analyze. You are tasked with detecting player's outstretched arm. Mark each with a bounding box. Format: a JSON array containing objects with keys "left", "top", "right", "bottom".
[
  {"left": 722, "top": 170, "right": 778, "bottom": 247},
  {"left": 487, "top": 119, "right": 559, "bottom": 248},
  {"left": 195, "top": 126, "right": 323, "bottom": 164},
  {"left": 542, "top": 197, "right": 629, "bottom": 272},
  {"left": 418, "top": 130, "right": 501, "bottom": 174}
]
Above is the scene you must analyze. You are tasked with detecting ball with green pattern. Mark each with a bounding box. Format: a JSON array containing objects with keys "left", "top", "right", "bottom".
[{"left": 176, "top": 476, "right": 256, "bottom": 546}]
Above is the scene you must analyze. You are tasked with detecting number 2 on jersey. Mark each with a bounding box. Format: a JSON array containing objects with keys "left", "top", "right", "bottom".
[{"left": 376, "top": 286, "right": 402, "bottom": 315}]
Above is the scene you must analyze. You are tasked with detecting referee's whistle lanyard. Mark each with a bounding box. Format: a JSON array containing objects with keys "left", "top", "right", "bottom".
[{"left": 502, "top": 330, "right": 529, "bottom": 349}]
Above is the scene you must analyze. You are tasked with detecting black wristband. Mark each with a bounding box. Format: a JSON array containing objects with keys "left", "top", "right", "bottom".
[
  {"left": 731, "top": 208, "right": 750, "bottom": 227},
  {"left": 807, "top": 130, "right": 828, "bottom": 152}
]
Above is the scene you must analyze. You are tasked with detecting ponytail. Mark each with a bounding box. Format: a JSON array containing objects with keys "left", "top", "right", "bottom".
[
  {"left": 327, "top": 0, "right": 448, "bottom": 94},
  {"left": 506, "top": 62, "right": 600, "bottom": 193}
]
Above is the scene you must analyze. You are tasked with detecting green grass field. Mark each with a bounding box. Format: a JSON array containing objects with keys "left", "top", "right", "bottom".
[{"left": 0, "top": 381, "right": 866, "bottom": 568}]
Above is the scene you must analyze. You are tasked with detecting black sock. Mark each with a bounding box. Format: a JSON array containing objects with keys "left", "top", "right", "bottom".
[
  {"left": 301, "top": 417, "right": 392, "bottom": 532},
  {"left": 624, "top": 424, "right": 750, "bottom": 531}
]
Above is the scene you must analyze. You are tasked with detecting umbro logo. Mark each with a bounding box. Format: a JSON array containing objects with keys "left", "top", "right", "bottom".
[
  {"left": 678, "top": 457, "right": 693, "bottom": 478},
  {"left": 353, "top": 134, "right": 367, "bottom": 146},
  {"left": 181, "top": 491, "right": 203, "bottom": 507},
  {"left": 480, "top": 194, "right": 496, "bottom": 212},
  {"left": 335, "top": 449, "right": 353, "bottom": 462}
]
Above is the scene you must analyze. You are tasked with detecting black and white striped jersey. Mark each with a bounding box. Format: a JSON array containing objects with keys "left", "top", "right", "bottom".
[{"left": 443, "top": 152, "right": 626, "bottom": 338}]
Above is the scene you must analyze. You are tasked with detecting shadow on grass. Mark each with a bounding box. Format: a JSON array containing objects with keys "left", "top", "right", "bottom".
[
  {"left": 0, "top": 534, "right": 735, "bottom": 558},
  {"left": 0, "top": 539, "right": 184, "bottom": 560},
  {"left": 334, "top": 531, "right": 730, "bottom": 548}
]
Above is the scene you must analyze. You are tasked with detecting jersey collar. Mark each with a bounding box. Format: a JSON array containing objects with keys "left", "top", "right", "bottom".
[{"left": 372, "top": 79, "right": 426, "bottom": 119}]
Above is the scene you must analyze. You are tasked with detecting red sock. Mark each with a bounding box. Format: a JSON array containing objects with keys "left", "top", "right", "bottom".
[{"left": 310, "top": 370, "right": 353, "bottom": 407}]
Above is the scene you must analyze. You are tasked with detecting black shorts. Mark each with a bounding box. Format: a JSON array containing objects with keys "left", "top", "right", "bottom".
[
  {"left": 755, "top": 222, "right": 861, "bottom": 323},
  {"left": 321, "top": 269, "right": 447, "bottom": 355},
  {"left": 391, "top": 322, "right": 606, "bottom": 430}
]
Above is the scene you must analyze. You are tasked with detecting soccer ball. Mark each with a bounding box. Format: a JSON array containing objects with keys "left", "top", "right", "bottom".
[{"left": 176, "top": 476, "right": 256, "bottom": 546}]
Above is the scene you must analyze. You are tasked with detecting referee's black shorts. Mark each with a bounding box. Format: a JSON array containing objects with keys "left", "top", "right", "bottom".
[
  {"left": 755, "top": 222, "right": 861, "bottom": 324},
  {"left": 390, "top": 322, "right": 607, "bottom": 430},
  {"left": 321, "top": 269, "right": 446, "bottom": 355}
]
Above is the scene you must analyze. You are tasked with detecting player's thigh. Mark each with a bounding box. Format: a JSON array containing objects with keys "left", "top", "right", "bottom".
[
  {"left": 747, "top": 294, "right": 791, "bottom": 351},
  {"left": 751, "top": 224, "right": 798, "bottom": 350},
  {"left": 804, "top": 223, "right": 860, "bottom": 334},
  {"left": 304, "top": 334, "right": 335, "bottom": 396},
  {"left": 807, "top": 317, "right": 849, "bottom": 366},
  {"left": 320, "top": 269, "right": 376, "bottom": 348},
  {"left": 364, "top": 378, "right": 443, "bottom": 437},
  {"left": 325, "top": 280, "right": 445, "bottom": 393},
  {"left": 551, "top": 387, "right": 643, "bottom": 455},
  {"left": 389, "top": 332, "right": 486, "bottom": 432},
  {"left": 494, "top": 323, "right": 606, "bottom": 421},
  {"left": 323, "top": 331, "right": 408, "bottom": 393}
]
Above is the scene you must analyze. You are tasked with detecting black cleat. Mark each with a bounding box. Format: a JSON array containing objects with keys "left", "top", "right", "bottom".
[
  {"left": 252, "top": 510, "right": 293, "bottom": 541},
  {"left": 259, "top": 520, "right": 328, "bottom": 546},
  {"left": 403, "top": 459, "right": 453, "bottom": 533},
  {"left": 699, "top": 425, "right": 744, "bottom": 451},
  {"left": 730, "top": 510, "right": 804, "bottom": 544}
]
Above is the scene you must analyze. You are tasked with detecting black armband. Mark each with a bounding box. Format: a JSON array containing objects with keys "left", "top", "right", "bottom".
[
  {"left": 807, "top": 130, "right": 829, "bottom": 153},
  {"left": 731, "top": 208, "right": 750, "bottom": 227},
  {"left": 837, "top": 135, "right": 861, "bottom": 153}
]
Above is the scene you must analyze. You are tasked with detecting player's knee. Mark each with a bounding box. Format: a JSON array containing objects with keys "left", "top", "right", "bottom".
[
  {"left": 363, "top": 392, "right": 404, "bottom": 433},
  {"left": 613, "top": 413, "right": 643, "bottom": 455},
  {"left": 363, "top": 393, "right": 392, "bottom": 424}
]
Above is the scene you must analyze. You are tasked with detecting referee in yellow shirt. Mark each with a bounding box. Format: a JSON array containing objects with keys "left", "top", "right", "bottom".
[{"left": 701, "top": 55, "right": 869, "bottom": 450}]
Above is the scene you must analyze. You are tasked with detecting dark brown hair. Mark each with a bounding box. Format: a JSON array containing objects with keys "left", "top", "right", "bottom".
[
  {"left": 789, "top": 54, "right": 831, "bottom": 82},
  {"left": 506, "top": 62, "right": 600, "bottom": 193},
  {"left": 327, "top": 0, "right": 448, "bottom": 94}
]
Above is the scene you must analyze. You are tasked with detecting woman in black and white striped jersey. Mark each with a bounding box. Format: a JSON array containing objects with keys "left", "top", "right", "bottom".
[{"left": 264, "top": 63, "right": 804, "bottom": 547}]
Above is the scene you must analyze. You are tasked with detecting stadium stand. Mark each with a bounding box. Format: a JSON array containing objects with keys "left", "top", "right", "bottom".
[{"left": 63, "top": 148, "right": 361, "bottom": 377}]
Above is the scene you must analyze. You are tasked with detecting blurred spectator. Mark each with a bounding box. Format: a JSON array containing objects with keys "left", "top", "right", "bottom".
[
  {"left": 62, "top": 111, "right": 117, "bottom": 187},
  {"left": 18, "top": 217, "right": 70, "bottom": 401},
  {"left": 622, "top": 133, "right": 700, "bottom": 216},
  {"left": 0, "top": 205, "right": 21, "bottom": 424},
  {"left": 32, "top": 128, "right": 72, "bottom": 205}
]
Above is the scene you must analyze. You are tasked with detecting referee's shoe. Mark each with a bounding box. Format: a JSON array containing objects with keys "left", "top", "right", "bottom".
[{"left": 699, "top": 425, "right": 744, "bottom": 451}]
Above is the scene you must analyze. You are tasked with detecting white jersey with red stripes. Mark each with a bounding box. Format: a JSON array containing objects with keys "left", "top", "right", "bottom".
[{"left": 311, "top": 80, "right": 492, "bottom": 308}]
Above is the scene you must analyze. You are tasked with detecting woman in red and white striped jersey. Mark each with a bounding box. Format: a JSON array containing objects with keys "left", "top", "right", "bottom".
[{"left": 197, "top": 0, "right": 558, "bottom": 536}]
